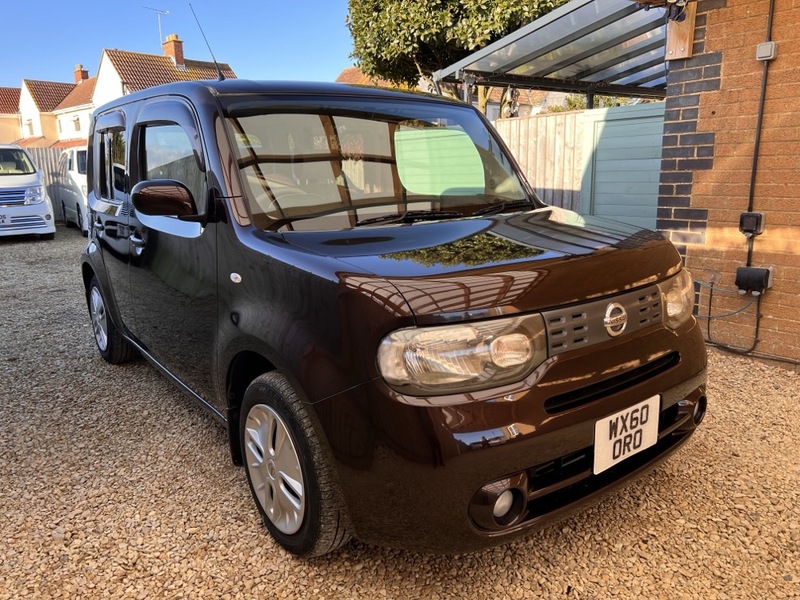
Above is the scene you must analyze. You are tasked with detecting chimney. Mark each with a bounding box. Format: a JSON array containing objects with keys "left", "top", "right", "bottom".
[
  {"left": 74, "top": 64, "right": 89, "bottom": 84},
  {"left": 162, "top": 34, "right": 185, "bottom": 69}
]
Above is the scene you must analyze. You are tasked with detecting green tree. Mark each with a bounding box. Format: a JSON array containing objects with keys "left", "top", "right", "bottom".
[{"left": 347, "top": 0, "right": 568, "bottom": 87}]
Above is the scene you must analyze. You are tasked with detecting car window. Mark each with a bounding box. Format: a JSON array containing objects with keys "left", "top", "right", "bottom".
[
  {"left": 67, "top": 151, "right": 74, "bottom": 172},
  {"left": 142, "top": 124, "right": 205, "bottom": 211},
  {"left": 223, "top": 97, "right": 529, "bottom": 232},
  {"left": 0, "top": 148, "right": 36, "bottom": 175},
  {"left": 98, "top": 129, "right": 127, "bottom": 202}
]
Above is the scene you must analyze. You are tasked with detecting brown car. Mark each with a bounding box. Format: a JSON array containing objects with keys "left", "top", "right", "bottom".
[{"left": 81, "top": 80, "right": 707, "bottom": 556}]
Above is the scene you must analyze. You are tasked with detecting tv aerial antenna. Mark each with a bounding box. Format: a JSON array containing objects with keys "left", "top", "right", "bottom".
[{"left": 143, "top": 6, "right": 170, "bottom": 45}]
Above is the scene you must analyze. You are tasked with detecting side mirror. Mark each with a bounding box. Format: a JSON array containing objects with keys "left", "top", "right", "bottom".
[{"left": 131, "top": 179, "right": 197, "bottom": 218}]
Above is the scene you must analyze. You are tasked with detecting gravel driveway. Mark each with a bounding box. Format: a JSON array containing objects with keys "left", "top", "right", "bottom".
[{"left": 1, "top": 226, "right": 798, "bottom": 599}]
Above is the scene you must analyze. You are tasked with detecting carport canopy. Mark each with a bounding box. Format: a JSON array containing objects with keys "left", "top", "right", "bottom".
[{"left": 434, "top": 0, "right": 669, "bottom": 100}]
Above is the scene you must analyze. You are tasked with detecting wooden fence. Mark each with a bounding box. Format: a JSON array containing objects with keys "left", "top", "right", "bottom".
[
  {"left": 494, "top": 111, "right": 583, "bottom": 212},
  {"left": 24, "top": 148, "right": 66, "bottom": 221}
]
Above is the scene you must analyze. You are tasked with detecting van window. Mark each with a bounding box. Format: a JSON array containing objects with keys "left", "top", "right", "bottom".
[
  {"left": 142, "top": 124, "right": 205, "bottom": 211},
  {"left": 77, "top": 150, "right": 87, "bottom": 175}
]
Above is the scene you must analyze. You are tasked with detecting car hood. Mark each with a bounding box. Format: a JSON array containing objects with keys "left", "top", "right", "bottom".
[
  {"left": 280, "top": 207, "right": 682, "bottom": 323},
  {"left": 0, "top": 173, "right": 40, "bottom": 187}
]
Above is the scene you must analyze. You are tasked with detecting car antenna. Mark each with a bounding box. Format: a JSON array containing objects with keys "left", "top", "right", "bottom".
[{"left": 188, "top": 3, "right": 225, "bottom": 81}]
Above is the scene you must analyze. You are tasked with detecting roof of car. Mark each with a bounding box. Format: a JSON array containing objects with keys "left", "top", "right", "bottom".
[{"left": 95, "top": 79, "right": 462, "bottom": 112}]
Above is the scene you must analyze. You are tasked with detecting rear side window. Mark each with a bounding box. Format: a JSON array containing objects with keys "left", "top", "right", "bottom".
[
  {"left": 97, "top": 129, "right": 127, "bottom": 202},
  {"left": 141, "top": 124, "right": 205, "bottom": 211}
]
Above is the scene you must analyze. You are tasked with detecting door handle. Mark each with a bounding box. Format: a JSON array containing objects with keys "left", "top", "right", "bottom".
[{"left": 130, "top": 234, "right": 146, "bottom": 249}]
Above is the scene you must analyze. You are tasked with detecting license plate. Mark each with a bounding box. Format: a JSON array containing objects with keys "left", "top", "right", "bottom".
[
  {"left": 593, "top": 395, "right": 660, "bottom": 475},
  {"left": 0, "top": 214, "right": 7, "bottom": 225}
]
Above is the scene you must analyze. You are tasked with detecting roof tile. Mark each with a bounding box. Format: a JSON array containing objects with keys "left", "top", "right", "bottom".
[
  {"left": 0, "top": 87, "right": 20, "bottom": 114},
  {"left": 105, "top": 49, "right": 236, "bottom": 92},
  {"left": 55, "top": 77, "right": 98, "bottom": 111},
  {"left": 23, "top": 80, "right": 75, "bottom": 112}
]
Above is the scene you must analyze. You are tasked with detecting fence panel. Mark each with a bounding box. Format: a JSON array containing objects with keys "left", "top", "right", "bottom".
[
  {"left": 24, "top": 148, "right": 65, "bottom": 221},
  {"left": 495, "top": 111, "right": 583, "bottom": 212}
]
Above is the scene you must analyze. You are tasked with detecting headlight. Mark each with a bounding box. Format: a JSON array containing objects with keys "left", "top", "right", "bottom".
[
  {"left": 378, "top": 314, "right": 546, "bottom": 395},
  {"left": 658, "top": 269, "right": 695, "bottom": 329},
  {"left": 24, "top": 186, "right": 45, "bottom": 204}
]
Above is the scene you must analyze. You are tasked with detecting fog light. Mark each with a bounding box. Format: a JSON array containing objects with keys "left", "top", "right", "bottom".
[
  {"left": 693, "top": 396, "right": 707, "bottom": 425},
  {"left": 45, "top": 214, "right": 52, "bottom": 220},
  {"left": 492, "top": 489, "right": 515, "bottom": 518}
]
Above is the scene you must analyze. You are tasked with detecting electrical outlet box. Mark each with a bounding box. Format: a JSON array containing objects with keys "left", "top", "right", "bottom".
[
  {"left": 735, "top": 266, "right": 773, "bottom": 294},
  {"left": 739, "top": 212, "right": 765, "bottom": 237},
  {"left": 756, "top": 41, "right": 777, "bottom": 61}
]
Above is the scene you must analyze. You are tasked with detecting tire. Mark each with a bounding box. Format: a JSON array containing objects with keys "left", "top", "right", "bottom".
[
  {"left": 240, "top": 372, "right": 351, "bottom": 557},
  {"left": 76, "top": 204, "right": 87, "bottom": 236},
  {"left": 88, "top": 276, "right": 136, "bottom": 364},
  {"left": 63, "top": 201, "right": 75, "bottom": 228}
]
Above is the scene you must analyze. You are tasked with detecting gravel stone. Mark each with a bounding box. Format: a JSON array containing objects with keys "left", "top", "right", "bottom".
[{"left": 1, "top": 227, "right": 799, "bottom": 599}]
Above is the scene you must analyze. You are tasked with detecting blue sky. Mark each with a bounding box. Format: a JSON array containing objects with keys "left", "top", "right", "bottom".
[{"left": 3, "top": 1, "right": 355, "bottom": 88}]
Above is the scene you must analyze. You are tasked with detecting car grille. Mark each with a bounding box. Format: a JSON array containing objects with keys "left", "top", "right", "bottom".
[
  {"left": 0, "top": 216, "right": 47, "bottom": 232},
  {"left": 542, "top": 285, "right": 662, "bottom": 356},
  {"left": 524, "top": 401, "right": 690, "bottom": 520},
  {"left": 543, "top": 352, "right": 680, "bottom": 414},
  {"left": 0, "top": 188, "right": 27, "bottom": 206}
]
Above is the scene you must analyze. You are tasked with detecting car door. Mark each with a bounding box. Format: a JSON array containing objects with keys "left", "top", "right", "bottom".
[
  {"left": 127, "top": 97, "right": 218, "bottom": 402},
  {"left": 90, "top": 111, "right": 135, "bottom": 327},
  {"left": 56, "top": 151, "right": 68, "bottom": 218}
]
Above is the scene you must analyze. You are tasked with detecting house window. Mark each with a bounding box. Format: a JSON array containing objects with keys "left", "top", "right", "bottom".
[
  {"left": 73, "top": 117, "right": 81, "bottom": 133},
  {"left": 25, "top": 121, "right": 33, "bottom": 137}
]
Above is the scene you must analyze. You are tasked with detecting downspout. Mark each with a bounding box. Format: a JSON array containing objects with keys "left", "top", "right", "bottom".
[
  {"left": 704, "top": 0, "right": 776, "bottom": 355},
  {"left": 746, "top": 0, "right": 776, "bottom": 267}
]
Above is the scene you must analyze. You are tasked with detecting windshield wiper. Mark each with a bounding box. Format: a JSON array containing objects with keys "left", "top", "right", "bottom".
[
  {"left": 472, "top": 199, "right": 535, "bottom": 217},
  {"left": 355, "top": 210, "right": 463, "bottom": 227}
]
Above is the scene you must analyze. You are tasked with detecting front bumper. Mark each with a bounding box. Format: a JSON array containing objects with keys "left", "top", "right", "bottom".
[
  {"left": 0, "top": 199, "right": 56, "bottom": 237},
  {"left": 311, "top": 320, "right": 707, "bottom": 553}
]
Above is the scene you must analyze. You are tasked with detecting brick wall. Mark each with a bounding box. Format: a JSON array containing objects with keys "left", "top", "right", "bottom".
[{"left": 657, "top": 0, "right": 800, "bottom": 361}]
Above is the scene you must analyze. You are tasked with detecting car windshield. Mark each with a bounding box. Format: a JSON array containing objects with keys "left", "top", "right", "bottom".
[
  {"left": 0, "top": 148, "right": 35, "bottom": 176},
  {"left": 221, "top": 95, "right": 536, "bottom": 232}
]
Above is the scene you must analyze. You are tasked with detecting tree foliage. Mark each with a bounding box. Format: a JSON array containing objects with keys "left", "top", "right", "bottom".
[{"left": 347, "top": 0, "right": 568, "bottom": 87}]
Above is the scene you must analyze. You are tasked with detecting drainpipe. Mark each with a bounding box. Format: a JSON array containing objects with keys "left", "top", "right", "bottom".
[{"left": 746, "top": 0, "right": 776, "bottom": 267}]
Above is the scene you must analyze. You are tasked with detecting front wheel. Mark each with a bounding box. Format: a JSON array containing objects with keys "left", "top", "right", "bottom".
[
  {"left": 241, "top": 372, "right": 351, "bottom": 557},
  {"left": 88, "top": 276, "right": 136, "bottom": 364}
]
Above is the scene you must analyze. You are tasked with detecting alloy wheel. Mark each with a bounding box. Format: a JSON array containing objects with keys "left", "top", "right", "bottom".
[{"left": 244, "top": 404, "right": 306, "bottom": 534}]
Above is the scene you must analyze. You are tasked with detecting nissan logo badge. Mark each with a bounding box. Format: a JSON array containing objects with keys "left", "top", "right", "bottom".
[{"left": 603, "top": 303, "right": 628, "bottom": 337}]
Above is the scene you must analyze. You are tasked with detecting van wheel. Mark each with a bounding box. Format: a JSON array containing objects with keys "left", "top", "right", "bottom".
[
  {"left": 76, "top": 205, "right": 86, "bottom": 236},
  {"left": 63, "top": 202, "right": 75, "bottom": 228},
  {"left": 241, "top": 372, "right": 351, "bottom": 557},
  {"left": 88, "top": 276, "right": 136, "bottom": 364}
]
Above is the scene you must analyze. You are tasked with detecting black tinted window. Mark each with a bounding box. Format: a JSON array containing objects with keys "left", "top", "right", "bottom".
[{"left": 142, "top": 124, "right": 205, "bottom": 211}]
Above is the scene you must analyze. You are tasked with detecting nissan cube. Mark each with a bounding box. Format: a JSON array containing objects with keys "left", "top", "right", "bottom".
[{"left": 81, "top": 81, "right": 707, "bottom": 556}]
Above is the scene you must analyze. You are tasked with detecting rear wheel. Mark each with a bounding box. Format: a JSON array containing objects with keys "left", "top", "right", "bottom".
[
  {"left": 241, "top": 372, "right": 351, "bottom": 557},
  {"left": 88, "top": 276, "right": 136, "bottom": 364}
]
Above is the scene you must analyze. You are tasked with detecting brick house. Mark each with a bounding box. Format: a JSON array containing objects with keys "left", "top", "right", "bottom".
[{"left": 656, "top": 0, "right": 800, "bottom": 363}]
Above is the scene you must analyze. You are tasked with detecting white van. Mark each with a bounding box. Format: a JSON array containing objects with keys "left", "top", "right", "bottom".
[
  {"left": 56, "top": 146, "right": 89, "bottom": 234},
  {"left": 0, "top": 145, "right": 56, "bottom": 240}
]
